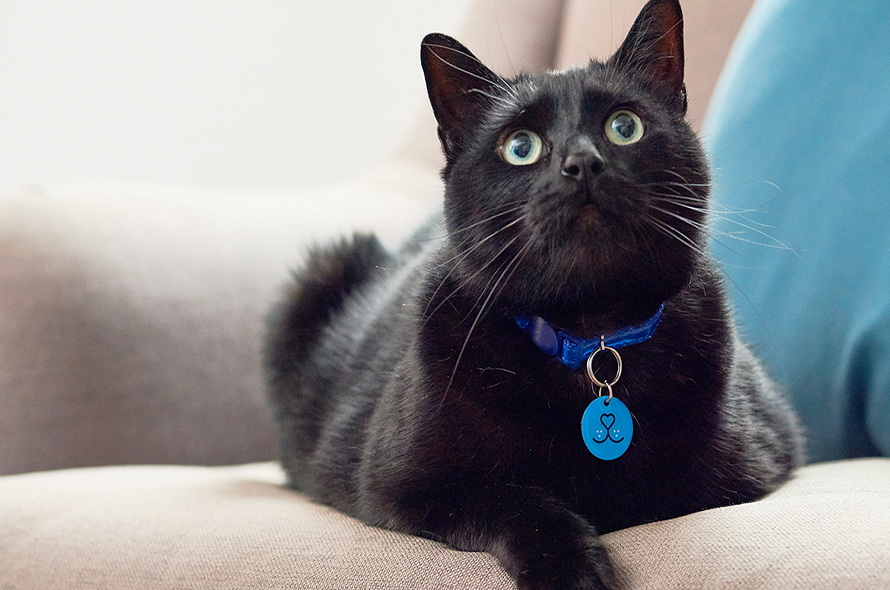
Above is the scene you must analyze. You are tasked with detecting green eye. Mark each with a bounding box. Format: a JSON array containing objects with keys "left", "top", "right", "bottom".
[
  {"left": 501, "top": 130, "right": 544, "bottom": 166},
  {"left": 605, "top": 110, "right": 644, "bottom": 145}
]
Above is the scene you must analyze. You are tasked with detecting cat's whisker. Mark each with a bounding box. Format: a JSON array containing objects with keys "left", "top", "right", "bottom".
[
  {"left": 653, "top": 168, "right": 704, "bottom": 187},
  {"left": 448, "top": 203, "right": 526, "bottom": 237},
  {"left": 440, "top": 238, "right": 531, "bottom": 410},
  {"left": 467, "top": 88, "right": 513, "bottom": 105},
  {"left": 490, "top": 241, "right": 532, "bottom": 306},
  {"left": 462, "top": 226, "right": 534, "bottom": 327},
  {"left": 705, "top": 211, "right": 787, "bottom": 246},
  {"left": 444, "top": 213, "right": 526, "bottom": 273},
  {"left": 408, "top": 204, "right": 521, "bottom": 249},
  {"left": 644, "top": 203, "right": 789, "bottom": 266},
  {"left": 392, "top": 231, "right": 481, "bottom": 277},
  {"left": 642, "top": 173, "right": 796, "bottom": 252},
  {"left": 427, "top": 210, "right": 524, "bottom": 274},
  {"left": 707, "top": 213, "right": 795, "bottom": 254},
  {"left": 646, "top": 203, "right": 708, "bottom": 231},
  {"left": 648, "top": 203, "right": 749, "bottom": 255},
  {"left": 639, "top": 180, "right": 711, "bottom": 193},
  {"left": 448, "top": 230, "right": 519, "bottom": 323},
  {"left": 650, "top": 183, "right": 792, "bottom": 247},
  {"left": 446, "top": 44, "right": 517, "bottom": 95},
  {"left": 647, "top": 195, "right": 709, "bottom": 215},
  {"left": 645, "top": 191, "right": 798, "bottom": 255},
  {"left": 648, "top": 192, "right": 767, "bottom": 222},
  {"left": 422, "top": 214, "right": 528, "bottom": 324},
  {"left": 439, "top": 252, "right": 515, "bottom": 408},
  {"left": 640, "top": 213, "right": 705, "bottom": 255},
  {"left": 457, "top": 237, "right": 524, "bottom": 326},
  {"left": 720, "top": 209, "right": 778, "bottom": 228},
  {"left": 640, "top": 183, "right": 709, "bottom": 205}
]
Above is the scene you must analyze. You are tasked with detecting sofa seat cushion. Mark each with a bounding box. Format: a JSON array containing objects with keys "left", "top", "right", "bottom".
[{"left": 2, "top": 459, "right": 889, "bottom": 589}]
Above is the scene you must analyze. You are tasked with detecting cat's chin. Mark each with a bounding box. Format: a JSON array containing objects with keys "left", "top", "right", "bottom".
[
  {"left": 575, "top": 204, "right": 603, "bottom": 230},
  {"left": 513, "top": 236, "right": 694, "bottom": 318},
  {"left": 558, "top": 218, "right": 638, "bottom": 278}
]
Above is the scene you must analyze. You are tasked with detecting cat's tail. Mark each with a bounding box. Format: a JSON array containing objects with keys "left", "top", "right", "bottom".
[
  {"left": 265, "top": 233, "right": 389, "bottom": 369},
  {"left": 263, "top": 233, "right": 390, "bottom": 483}
]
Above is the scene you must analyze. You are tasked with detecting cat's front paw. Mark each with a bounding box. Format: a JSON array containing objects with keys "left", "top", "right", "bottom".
[
  {"left": 495, "top": 502, "right": 618, "bottom": 590},
  {"left": 514, "top": 535, "right": 618, "bottom": 590}
]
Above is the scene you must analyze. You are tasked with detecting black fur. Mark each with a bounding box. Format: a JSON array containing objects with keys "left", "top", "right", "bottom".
[{"left": 265, "top": 1, "right": 804, "bottom": 588}]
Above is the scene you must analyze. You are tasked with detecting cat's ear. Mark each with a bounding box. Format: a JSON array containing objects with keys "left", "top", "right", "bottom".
[
  {"left": 421, "top": 33, "right": 506, "bottom": 158},
  {"left": 609, "top": 0, "right": 687, "bottom": 113}
]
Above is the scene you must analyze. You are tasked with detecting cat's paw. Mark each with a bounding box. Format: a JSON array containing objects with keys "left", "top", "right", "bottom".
[
  {"left": 514, "top": 538, "right": 618, "bottom": 590},
  {"left": 497, "top": 504, "right": 619, "bottom": 590}
]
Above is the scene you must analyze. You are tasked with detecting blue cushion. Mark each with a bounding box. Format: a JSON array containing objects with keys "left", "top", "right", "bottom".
[{"left": 703, "top": 0, "right": 890, "bottom": 462}]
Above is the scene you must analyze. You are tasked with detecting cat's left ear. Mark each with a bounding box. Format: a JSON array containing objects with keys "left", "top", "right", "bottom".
[
  {"left": 609, "top": 0, "right": 687, "bottom": 113},
  {"left": 421, "top": 33, "right": 506, "bottom": 159}
]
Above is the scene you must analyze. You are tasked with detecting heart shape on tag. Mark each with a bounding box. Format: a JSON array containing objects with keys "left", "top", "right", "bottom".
[{"left": 581, "top": 397, "right": 633, "bottom": 460}]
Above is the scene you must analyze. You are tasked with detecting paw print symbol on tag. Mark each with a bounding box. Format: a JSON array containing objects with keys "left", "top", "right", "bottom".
[{"left": 581, "top": 396, "right": 633, "bottom": 460}]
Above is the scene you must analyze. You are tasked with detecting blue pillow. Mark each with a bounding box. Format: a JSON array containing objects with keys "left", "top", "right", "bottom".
[{"left": 703, "top": 0, "right": 890, "bottom": 462}]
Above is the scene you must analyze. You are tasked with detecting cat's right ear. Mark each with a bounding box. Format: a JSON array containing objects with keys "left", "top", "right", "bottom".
[
  {"left": 421, "top": 33, "right": 505, "bottom": 159},
  {"left": 609, "top": 0, "right": 687, "bottom": 114}
]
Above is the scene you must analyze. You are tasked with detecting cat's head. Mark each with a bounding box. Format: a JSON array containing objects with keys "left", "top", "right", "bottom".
[{"left": 421, "top": 0, "right": 709, "bottom": 321}]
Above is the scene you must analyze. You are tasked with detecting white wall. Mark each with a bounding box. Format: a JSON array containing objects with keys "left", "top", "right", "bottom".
[{"left": 0, "top": 0, "right": 472, "bottom": 193}]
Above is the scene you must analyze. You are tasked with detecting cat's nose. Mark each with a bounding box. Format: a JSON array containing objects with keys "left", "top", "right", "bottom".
[{"left": 561, "top": 138, "right": 606, "bottom": 181}]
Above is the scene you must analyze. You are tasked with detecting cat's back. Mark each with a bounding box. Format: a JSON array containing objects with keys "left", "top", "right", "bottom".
[{"left": 264, "top": 220, "right": 441, "bottom": 502}]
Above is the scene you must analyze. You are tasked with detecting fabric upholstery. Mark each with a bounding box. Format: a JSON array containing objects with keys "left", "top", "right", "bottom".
[
  {"left": 2, "top": 459, "right": 889, "bottom": 589},
  {"left": 704, "top": 0, "right": 890, "bottom": 461},
  {"left": 0, "top": 171, "right": 438, "bottom": 475}
]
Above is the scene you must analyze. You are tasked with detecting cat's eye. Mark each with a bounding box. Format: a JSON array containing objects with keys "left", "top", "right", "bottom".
[
  {"left": 605, "top": 110, "right": 644, "bottom": 146},
  {"left": 500, "top": 130, "right": 544, "bottom": 166}
]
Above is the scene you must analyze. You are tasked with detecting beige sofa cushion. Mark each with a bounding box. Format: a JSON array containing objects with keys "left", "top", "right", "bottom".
[
  {"left": 2, "top": 458, "right": 889, "bottom": 589},
  {"left": 0, "top": 177, "right": 437, "bottom": 474}
]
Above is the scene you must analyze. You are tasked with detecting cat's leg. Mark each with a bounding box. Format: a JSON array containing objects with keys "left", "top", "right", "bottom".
[
  {"left": 364, "top": 483, "right": 618, "bottom": 590},
  {"left": 484, "top": 490, "right": 618, "bottom": 590}
]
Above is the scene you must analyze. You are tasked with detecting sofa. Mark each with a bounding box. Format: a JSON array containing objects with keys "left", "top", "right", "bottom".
[
  {"left": 0, "top": 177, "right": 890, "bottom": 590},
  {"left": 2, "top": 177, "right": 889, "bottom": 589},
  {"left": 3, "top": 0, "right": 890, "bottom": 587}
]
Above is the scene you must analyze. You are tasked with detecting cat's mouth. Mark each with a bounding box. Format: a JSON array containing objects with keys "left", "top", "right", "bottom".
[{"left": 572, "top": 197, "right": 629, "bottom": 236}]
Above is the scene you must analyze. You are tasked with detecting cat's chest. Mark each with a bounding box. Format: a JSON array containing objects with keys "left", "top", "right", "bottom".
[{"left": 420, "top": 304, "right": 720, "bottom": 456}]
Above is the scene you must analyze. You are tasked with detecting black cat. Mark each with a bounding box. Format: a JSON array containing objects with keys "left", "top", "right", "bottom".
[{"left": 265, "top": 1, "right": 805, "bottom": 588}]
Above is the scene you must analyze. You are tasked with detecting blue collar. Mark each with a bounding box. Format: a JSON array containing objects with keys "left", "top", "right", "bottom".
[{"left": 516, "top": 304, "right": 664, "bottom": 370}]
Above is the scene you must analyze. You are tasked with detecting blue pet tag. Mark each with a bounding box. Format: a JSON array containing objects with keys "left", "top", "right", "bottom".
[{"left": 581, "top": 396, "right": 633, "bottom": 460}]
